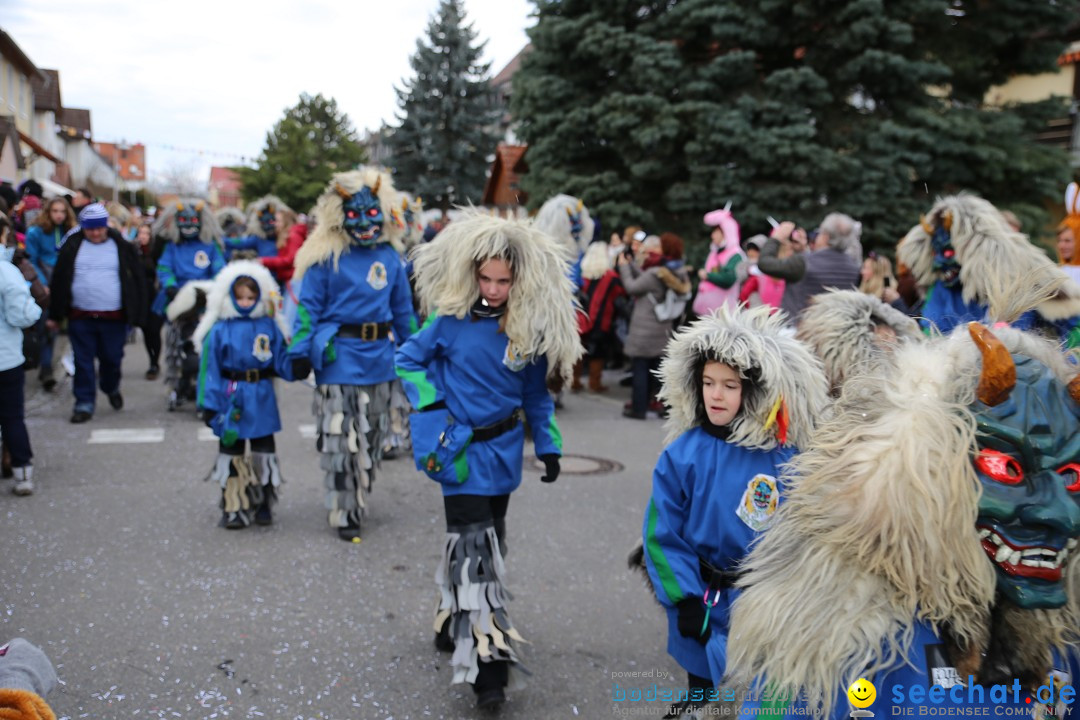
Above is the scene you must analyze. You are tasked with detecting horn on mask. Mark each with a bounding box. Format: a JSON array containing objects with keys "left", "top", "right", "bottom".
[{"left": 968, "top": 322, "right": 1016, "bottom": 407}]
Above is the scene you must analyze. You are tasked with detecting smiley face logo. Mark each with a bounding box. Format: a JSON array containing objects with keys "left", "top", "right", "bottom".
[{"left": 847, "top": 678, "right": 876, "bottom": 709}]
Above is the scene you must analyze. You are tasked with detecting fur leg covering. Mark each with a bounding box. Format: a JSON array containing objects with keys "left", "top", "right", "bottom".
[
  {"left": 384, "top": 379, "right": 413, "bottom": 453},
  {"left": 251, "top": 451, "right": 282, "bottom": 508},
  {"left": 164, "top": 322, "right": 183, "bottom": 385},
  {"left": 433, "top": 522, "right": 526, "bottom": 687},
  {"left": 313, "top": 383, "right": 390, "bottom": 528},
  {"left": 210, "top": 453, "right": 257, "bottom": 525}
]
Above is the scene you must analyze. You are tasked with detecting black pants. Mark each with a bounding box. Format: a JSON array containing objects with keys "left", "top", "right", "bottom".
[
  {"left": 631, "top": 356, "right": 661, "bottom": 414},
  {"left": 0, "top": 367, "right": 31, "bottom": 467},
  {"left": 442, "top": 493, "right": 511, "bottom": 693},
  {"left": 220, "top": 435, "right": 275, "bottom": 456},
  {"left": 144, "top": 311, "right": 163, "bottom": 367}
]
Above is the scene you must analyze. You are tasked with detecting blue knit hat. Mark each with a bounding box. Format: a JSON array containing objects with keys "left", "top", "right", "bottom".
[{"left": 79, "top": 203, "right": 109, "bottom": 229}]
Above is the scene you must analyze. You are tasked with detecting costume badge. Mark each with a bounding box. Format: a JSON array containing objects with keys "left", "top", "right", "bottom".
[
  {"left": 502, "top": 344, "right": 529, "bottom": 372},
  {"left": 367, "top": 261, "right": 388, "bottom": 290},
  {"left": 1032, "top": 669, "right": 1072, "bottom": 720},
  {"left": 193, "top": 250, "right": 210, "bottom": 269},
  {"left": 736, "top": 474, "right": 779, "bottom": 531},
  {"left": 924, "top": 645, "right": 965, "bottom": 689},
  {"left": 252, "top": 333, "right": 272, "bottom": 362}
]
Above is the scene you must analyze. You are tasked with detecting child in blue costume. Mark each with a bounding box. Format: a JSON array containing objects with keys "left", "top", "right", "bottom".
[
  {"left": 724, "top": 322, "right": 1080, "bottom": 720},
  {"left": 898, "top": 194, "right": 1080, "bottom": 346},
  {"left": 194, "top": 261, "right": 294, "bottom": 529},
  {"left": 241, "top": 195, "right": 296, "bottom": 261},
  {"left": 638, "top": 306, "right": 828, "bottom": 713},
  {"left": 215, "top": 207, "right": 252, "bottom": 261},
  {"left": 395, "top": 212, "right": 584, "bottom": 710},
  {"left": 152, "top": 199, "right": 225, "bottom": 410},
  {"left": 287, "top": 168, "right": 414, "bottom": 541}
]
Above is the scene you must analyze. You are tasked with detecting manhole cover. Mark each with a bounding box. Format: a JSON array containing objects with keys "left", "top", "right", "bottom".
[{"left": 528, "top": 453, "right": 624, "bottom": 476}]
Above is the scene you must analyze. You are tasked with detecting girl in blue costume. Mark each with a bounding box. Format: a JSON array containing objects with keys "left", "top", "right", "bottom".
[
  {"left": 897, "top": 194, "right": 1080, "bottom": 346},
  {"left": 194, "top": 260, "right": 294, "bottom": 529},
  {"left": 723, "top": 322, "right": 1080, "bottom": 720},
  {"left": 240, "top": 195, "right": 296, "bottom": 261},
  {"left": 640, "top": 305, "right": 828, "bottom": 711},
  {"left": 286, "top": 168, "right": 415, "bottom": 541},
  {"left": 395, "top": 212, "right": 584, "bottom": 710},
  {"left": 152, "top": 199, "right": 225, "bottom": 410}
]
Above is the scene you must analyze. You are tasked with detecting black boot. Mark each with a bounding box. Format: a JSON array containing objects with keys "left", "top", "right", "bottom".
[{"left": 473, "top": 661, "right": 509, "bottom": 709}]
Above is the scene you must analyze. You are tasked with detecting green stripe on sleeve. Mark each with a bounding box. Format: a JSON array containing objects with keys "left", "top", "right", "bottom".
[
  {"left": 396, "top": 367, "right": 438, "bottom": 409},
  {"left": 196, "top": 331, "right": 212, "bottom": 407},
  {"left": 644, "top": 500, "right": 684, "bottom": 604},
  {"left": 548, "top": 415, "right": 563, "bottom": 451},
  {"left": 288, "top": 303, "right": 312, "bottom": 351}
]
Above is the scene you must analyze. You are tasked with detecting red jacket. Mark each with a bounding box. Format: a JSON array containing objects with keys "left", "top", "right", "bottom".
[{"left": 261, "top": 222, "right": 308, "bottom": 284}]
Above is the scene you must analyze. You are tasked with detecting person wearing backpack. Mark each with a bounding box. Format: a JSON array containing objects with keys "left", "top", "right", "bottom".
[
  {"left": 576, "top": 242, "right": 627, "bottom": 392},
  {"left": 617, "top": 232, "right": 691, "bottom": 419}
]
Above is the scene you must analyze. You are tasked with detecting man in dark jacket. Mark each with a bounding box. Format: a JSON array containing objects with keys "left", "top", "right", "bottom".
[
  {"left": 48, "top": 204, "right": 147, "bottom": 423},
  {"left": 758, "top": 213, "right": 862, "bottom": 323}
]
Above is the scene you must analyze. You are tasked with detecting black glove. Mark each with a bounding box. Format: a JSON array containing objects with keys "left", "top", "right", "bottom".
[
  {"left": 165, "top": 285, "right": 178, "bottom": 301},
  {"left": 539, "top": 453, "right": 560, "bottom": 483},
  {"left": 676, "top": 597, "right": 711, "bottom": 644},
  {"left": 201, "top": 410, "right": 216, "bottom": 428},
  {"left": 291, "top": 357, "right": 312, "bottom": 380}
]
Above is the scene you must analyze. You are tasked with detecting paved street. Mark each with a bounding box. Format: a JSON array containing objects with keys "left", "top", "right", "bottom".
[{"left": 2, "top": 338, "right": 680, "bottom": 720}]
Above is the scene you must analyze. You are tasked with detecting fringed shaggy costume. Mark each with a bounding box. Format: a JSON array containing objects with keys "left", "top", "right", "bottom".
[
  {"left": 721, "top": 322, "right": 1080, "bottom": 720},
  {"left": 194, "top": 261, "right": 292, "bottom": 528},
  {"left": 288, "top": 168, "right": 414, "bottom": 540},
  {"left": 396, "top": 212, "right": 583, "bottom": 706}
]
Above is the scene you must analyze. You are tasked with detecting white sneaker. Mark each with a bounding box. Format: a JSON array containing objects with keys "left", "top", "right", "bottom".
[{"left": 12, "top": 466, "right": 33, "bottom": 496}]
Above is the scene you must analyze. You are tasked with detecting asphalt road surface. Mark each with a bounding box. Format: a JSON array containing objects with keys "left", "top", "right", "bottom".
[{"left": 2, "top": 338, "right": 682, "bottom": 720}]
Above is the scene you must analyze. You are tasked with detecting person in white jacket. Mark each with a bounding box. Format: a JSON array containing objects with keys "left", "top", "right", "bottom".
[{"left": 0, "top": 213, "right": 43, "bottom": 495}]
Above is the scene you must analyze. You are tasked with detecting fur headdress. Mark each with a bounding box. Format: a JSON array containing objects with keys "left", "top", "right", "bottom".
[
  {"left": 293, "top": 167, "right": 403, "bottom": 279},
  {"left": 796, "top": 289, "right": 922, "bottom": 395},
  {"left": 105, "top": 201, "right": 130, "bottom": 227},
  {"left": 389, "top": 191, "right": 425, "bottom": 254},
  {"left": 409, "top": 210, "right": 584, "bottom": 384},
  {"left": 898, "top": 194, "right": 1080, "bottom": 322},
  {"left": 152, "top": 198, "right": 221, "bottom": 245},
  {"left": 534, "top": 194, "right": 594, "bottom": 259},
  {"left": 724, "top": 324, "right": 1080, "bottom": 718},
  {"left": 215, "top": 206, "right": 246, "bottom": 234},
  {"left": 192, "top": 260, "right": 289, "bottom": 350},
  {"left": 244, "top": 195, "right": 296, "bottom": 240},
  {"left": 580, "top": 241, "right": 612, "bottom": 281},
  {"left": 657, "top": 306, "right": 829, "bottom": 448},
  {"left": 165, "top": 280, "right": 214, "bottom": 324}
]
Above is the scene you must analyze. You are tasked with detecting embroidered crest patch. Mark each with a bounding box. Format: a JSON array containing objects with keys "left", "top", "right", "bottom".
[
  {"left": 736, "top": 474, "right": 780, "bottom": 531},
  {"left": 367, "top": 261, "right": 388, "bottom": 290},
  {"left": 252, "top": 333, "right": 272, "bottom": 362},
  {"left": 193, "top": 250, "right": 210, "bottom": 269},
  {"left": 1032, "top": 669, "right": 1072, "bottom": 720},
  {"left": 502, "top": 343, "right": 528, "bottom": 372}
]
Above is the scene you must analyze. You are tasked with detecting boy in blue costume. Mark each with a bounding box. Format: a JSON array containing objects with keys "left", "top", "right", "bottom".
[
  {"left": 287, "top": 168, "right": 414, "bottom": 541},
  {"left": 898, "top": 194, "right": 1080, "bottom": 346},
  {"left": 215, "top": 207, "right": 252, "bottom": 261},
  {"left": 194, "top": 261, "right": 294, "bottom": 529},
  {"left": 638, "top": 306, "right": 828, "bottom": 714},
  {"left": 152, "top": 199, "right": 225, "bottom": 411},
  {"left": 241, "top": 195, "right": 296, "bottom": 261},
  {"left": 723, "top": 321, "right": 1080, "bottom": 720},
  {"left": 395, "top": 212, "right": 584, "bottom": 709}
]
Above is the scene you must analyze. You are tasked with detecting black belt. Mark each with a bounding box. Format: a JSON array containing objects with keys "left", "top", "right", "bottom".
[
  {"left": 472, "top": 410, "right": 522, "bottom": 443},
  {"left": 338, "top": 322, "right": 392, "bottom": 341},
  {"left": 700, "top": 558, "right": 740, "bottom": 591},
  {"left": 222, "top": 368, "right": 275, "bottom": 382}
]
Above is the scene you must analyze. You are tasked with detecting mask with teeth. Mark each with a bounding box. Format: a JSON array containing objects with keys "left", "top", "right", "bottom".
[
  {"left": 970, "top": 327, "right": 1080, "bottom": 610},
  {"left": 342, "top": 187, "right": 383, "bottom": 247}
]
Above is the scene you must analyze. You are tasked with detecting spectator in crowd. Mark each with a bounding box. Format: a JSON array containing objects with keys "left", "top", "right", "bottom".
[
  {"left": 859, "top": 251, "right": 917, "bottom": 317},
  {"left": 575, "top": 241, "right": 626, "bottom": 392},
  {"left": 0, "top": 213, "right": 44, "bottom": 496},
  {"left": 70, "top": 188, "right": 92, "bottom": 216},
  {"left": 617, "top": 232, "right": 691, "bottom": 419},
  {"left": 757, "top": 214, "right": 862, "bottom": 323},
  {"left": 48, "top": 204, "right": 148, "bottom": 423},
  {"left": 135, "top": 223, "right": 163, "bottom": 380},
  {"left": 25, "top": 198, "right": 76, "bottom": 391},
  {"left": 262, "top": 212, "right": 308, "bottom": 286},
  {"left": 737, "top": 235, "right": 785, "bottom": 310},
  {"left": 1057, "top": 216, "right": 1080, "bottom": 285}
]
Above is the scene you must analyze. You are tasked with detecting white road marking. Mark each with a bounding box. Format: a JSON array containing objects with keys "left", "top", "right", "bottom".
[
  {"left": 299, "top": 424, "right": 317, "bottom": 439},
  {"left": 197, "top": 427, "right": 216, "bottom": 442},
  {"left": 87, "top": 428, "right": 165, "bottom": 444}
]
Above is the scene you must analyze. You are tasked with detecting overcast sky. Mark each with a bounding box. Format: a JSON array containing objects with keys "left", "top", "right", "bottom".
[{"left": 4, "top": 0, "right": 533, "bottom": 185}]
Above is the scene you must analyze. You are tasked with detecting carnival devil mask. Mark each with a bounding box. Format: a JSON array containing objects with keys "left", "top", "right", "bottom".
[
  {"left": 177, "top": 203, "right": 202, "bottom": 240},
  {"left": 969, "top": 323, "right": 1080, "bottom": 609},
  {"left": 339, "top": 185, "right": 383, "bottom": 247},
  {"left": 259, "top": 206, "right": 277, "bottom": 237},
  {"left": 924, "top": 212, "right": 960, "bottom": 288},
  {"left": 566, "top": 200, "right": 584, "bottom": 242}
]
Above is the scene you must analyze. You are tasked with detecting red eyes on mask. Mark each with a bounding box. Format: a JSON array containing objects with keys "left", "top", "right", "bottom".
[{"left": 976, "top": 448, "right": 1080, "bottom": 491}]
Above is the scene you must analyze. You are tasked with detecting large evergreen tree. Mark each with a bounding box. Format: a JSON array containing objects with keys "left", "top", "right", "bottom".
[
  {"left": 238, "top": 93, "right": 366, "bottom": 212},
  {"left": 388, "top": 0, "right": 500, "bottom": 213},
  {"left": 513, "top": 0, "right": 1078, "bottom": 251}
]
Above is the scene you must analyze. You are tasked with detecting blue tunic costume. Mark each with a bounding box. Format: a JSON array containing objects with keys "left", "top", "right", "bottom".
[
  {"left": 643, "top": 427, "right": 794, "bottom": 682},
  {"left": 197, "top": 313, "right": 293, "bottom": 440},
  {"left": 395, "top": 313, "right": 562, "bottom": 496},
  {"left": 154, "top": 239, "right": 225, "bottom": 315},
  {"left": 287, "top": 244, "right": 414, "bottom": 383}
]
